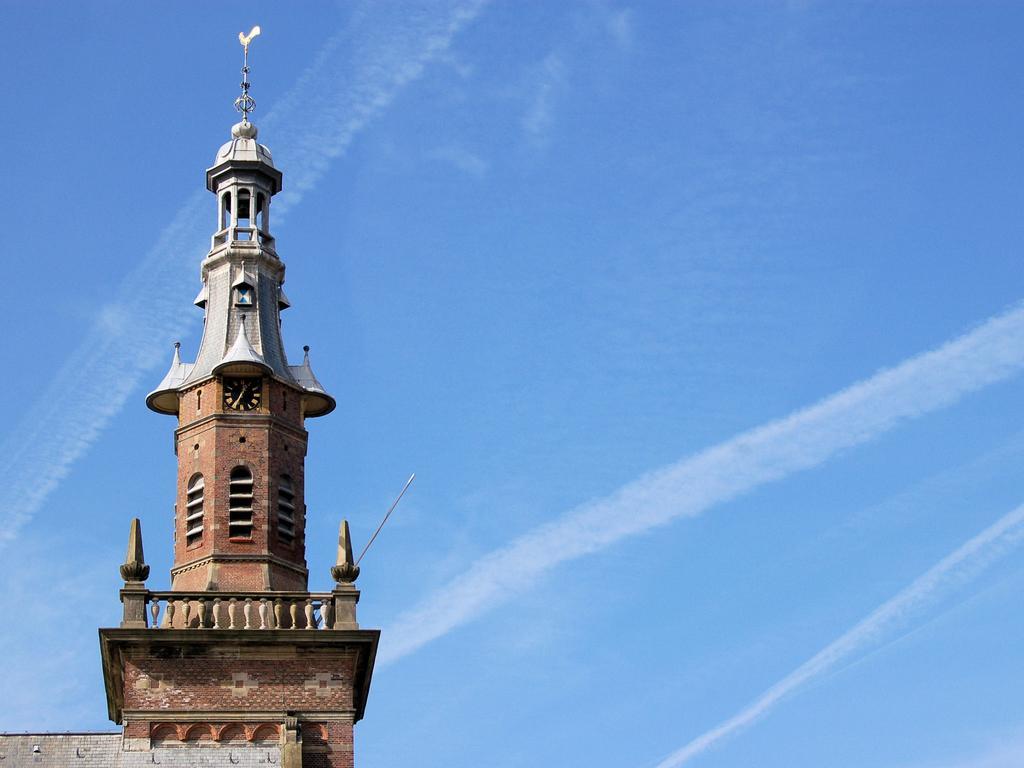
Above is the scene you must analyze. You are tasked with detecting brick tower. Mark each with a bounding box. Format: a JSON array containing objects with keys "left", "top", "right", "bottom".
[{"left": 99, "top": 34, "right": 378, "bottom": 768}]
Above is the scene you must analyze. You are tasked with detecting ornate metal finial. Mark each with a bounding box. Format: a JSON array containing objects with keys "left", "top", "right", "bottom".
[
  {"left": 234, "top": 25, "right": 261, "bottom": 121},
  {"left": 330, "top": 519, "right": 360, "bottom": 584},
  {"left": 120, "top": 517, "right": 150, "bottom": 583}
]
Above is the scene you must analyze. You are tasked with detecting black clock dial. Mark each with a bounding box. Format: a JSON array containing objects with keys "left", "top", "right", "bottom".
[{"left": 223, "top": 377, "right": 262, "bottom": 411}]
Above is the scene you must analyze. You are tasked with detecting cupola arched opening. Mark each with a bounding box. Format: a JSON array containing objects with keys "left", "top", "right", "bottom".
[
  {"left": 256, "top": 192, "right": 267, "bottom": 232},
  {"left": 220, "top": 192, "right": 231, "bottom": 231},
  {"left": 236, "top": 190, "right": 252, "bottom": 239}
]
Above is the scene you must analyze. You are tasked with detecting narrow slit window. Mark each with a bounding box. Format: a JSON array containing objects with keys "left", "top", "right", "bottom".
[
  {"left": 185, "top": 474, "right": 204, "bottom": 546},
  {"left": 229, "top": 466, "right": 254, "bottom": 539},
  {"left": 278, "top": 475, "right": 295, "bottom": 544}
]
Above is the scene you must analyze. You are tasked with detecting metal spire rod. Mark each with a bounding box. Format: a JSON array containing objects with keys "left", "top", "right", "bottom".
[
  {"left": 355, "top": 473, "right": 416, "bottom": 566},
  {"left": 234, "top": 25, "right": 261, "bottom": 120}
]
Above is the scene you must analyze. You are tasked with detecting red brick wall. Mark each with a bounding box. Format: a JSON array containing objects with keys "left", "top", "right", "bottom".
[
  {"left": 121, "top": 644, "right": 359, "bottom": 766},
  {"left": 124, "top": 648, "right": 357, "bottom": 712},
  {"left": 169, "top": 378, "right": 310, "bottom": 590}
]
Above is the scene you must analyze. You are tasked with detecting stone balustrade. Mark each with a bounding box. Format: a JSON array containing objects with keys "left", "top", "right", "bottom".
[{"left": 119, "top": 589, "right": 359, "bottom": 631}]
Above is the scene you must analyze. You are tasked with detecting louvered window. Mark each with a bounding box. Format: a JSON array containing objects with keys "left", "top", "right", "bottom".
[
  {"left": 229, "top": 466, "right": 254, "bottom": 539},
  {"left": 278, "top": 475, "right": 295, "bottom": 544},
  {"left": 185, "top": 474, "right": 204, "bottom": 546}
]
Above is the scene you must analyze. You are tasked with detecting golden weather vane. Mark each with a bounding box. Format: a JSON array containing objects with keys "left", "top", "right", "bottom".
[{"left": 234, "top": 25, "right": 262, "bottom": 121}]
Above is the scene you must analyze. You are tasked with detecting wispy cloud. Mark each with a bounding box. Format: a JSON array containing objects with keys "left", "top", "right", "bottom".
[
  {"left": 429, "top": 144, "right": 490, "bottom": 177},
  {"left": 0, "top": 0, "right": 488, "bottom": 546},
  {"left": 521, "top": 51, "right": 567, "bottom": 146},
  {"left": 651, "top": 503, "right": 1024, "bottom": 767},
  {"left": 605, "top": 7, "right": 635, "bottom": 52},
  {"left": 906, "top": 735, "right": 1024, "bottom": 768},
  {"left": 379, "top": 303, "right": 1024, "bottom": 664}
]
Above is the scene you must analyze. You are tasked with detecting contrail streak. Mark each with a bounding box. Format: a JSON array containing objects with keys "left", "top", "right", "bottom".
[
  {"left": 0, "top": 0, "right": 487, "bottom": 545},
  {"left": 380, "top": 303, "right": 1024, "bottom": 663},
  {"left": 651, "top": 503, "right": 1024, "bottom": 767}
]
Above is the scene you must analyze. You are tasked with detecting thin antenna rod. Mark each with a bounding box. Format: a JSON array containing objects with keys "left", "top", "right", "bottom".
[{"left": 356, "top": 473, "right": 415, "bottom": 566}]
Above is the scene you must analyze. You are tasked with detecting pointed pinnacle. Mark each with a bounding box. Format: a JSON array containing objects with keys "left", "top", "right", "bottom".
[
  {"left": 119, "top": 517, "right": 150, "bottom": 583},
  {"left": 330, "top": 519, "right": 360, "bottom": 584}
]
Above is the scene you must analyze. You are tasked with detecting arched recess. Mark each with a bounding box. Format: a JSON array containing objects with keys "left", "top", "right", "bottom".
[
  {"left": 151, "top": 724, "right": 181, "bottom": 744},
  {"left": 183, "top": 723, "right": 214, "bottom": 742},
  {"left": 303, "top": 723, "right": 327, "bottom": 744},
  {"left": 251, "top": 723, "right": 280, "bottom": 744},
  {"left": 217, "top": 723, "right": 247, "bottom": 743}
]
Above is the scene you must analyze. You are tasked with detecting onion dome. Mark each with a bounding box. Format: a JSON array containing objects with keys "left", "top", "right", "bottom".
[{"left": 206, "top": 120, "right": 282, "bottom": 194}]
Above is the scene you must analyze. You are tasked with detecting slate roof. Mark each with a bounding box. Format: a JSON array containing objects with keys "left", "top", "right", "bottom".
[{"left": 0, "top": 734, "right": 281, "bottom": 767}]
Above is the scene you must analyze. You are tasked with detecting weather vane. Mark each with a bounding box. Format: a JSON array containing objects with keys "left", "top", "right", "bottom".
[{"left": 234, "top": 25, "right": 261, "bottom": 121}]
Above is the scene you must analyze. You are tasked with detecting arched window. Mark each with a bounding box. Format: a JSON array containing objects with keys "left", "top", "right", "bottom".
[
  {"left": 278, "top": 475, "right": 295, "bottom": 544},
  {"left": 228, "top": 466, "right": 253, "bottom": 539},
  {"left": 185, "top": 474, "right": 204, "bottom": 546}
]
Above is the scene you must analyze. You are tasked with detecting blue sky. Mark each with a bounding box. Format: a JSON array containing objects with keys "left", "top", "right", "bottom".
[{"left": 1, "top": 1, "right": 1024, "bottom": 766}]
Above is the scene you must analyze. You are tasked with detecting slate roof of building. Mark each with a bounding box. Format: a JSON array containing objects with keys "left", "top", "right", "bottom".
[{"left": 0, "top": 734, "right": 281, "bottom": 767}]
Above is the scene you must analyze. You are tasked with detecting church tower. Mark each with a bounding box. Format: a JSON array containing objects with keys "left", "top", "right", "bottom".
[{"left": 99, "top": 31, "right": 378, "bottom": 768}]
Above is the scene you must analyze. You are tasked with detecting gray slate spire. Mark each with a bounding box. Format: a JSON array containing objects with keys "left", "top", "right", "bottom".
[{"left": 145, "top": 118, "right": 334, "bottom": 416}]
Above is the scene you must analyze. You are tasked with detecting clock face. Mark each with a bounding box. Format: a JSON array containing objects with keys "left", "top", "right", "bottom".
[{"left": 223, "top": 377, "right": 262, "bottom": 411}]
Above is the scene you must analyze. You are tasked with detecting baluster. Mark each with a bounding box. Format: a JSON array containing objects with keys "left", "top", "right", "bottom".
[
  {"left": 149, "top": 599, "right": 160, "bottom": 629},
  {"left": 165, "top": 600, "right": 176, "bottom": 629},
  {"left": 289, "top": 600, "right": 298, "bottom": 630},
  {"left": 304, "top": 599, "right": 314, "bottom": 630},
  {"left": 197, "top": 598, "right": 207, "bottom": 628},
  {"left": 181, "top": 600, "right": 192, "bottom": 628},
  {"left": 244, "top": 598, "right": 253, "bottom": 629},
  {"left": 228, "top": 598, "right": 239, "bottom": 629},
  {"left": 212, "top": 598, "right": 222, "bottom": 630},
  {"left": 274, "top": 599, "right": 283, "bottom": 629},
  {"left": 321, "top": 599, "right": 333, "bottom": 631},
  {"left": 259, "top": 599, "right": 269, "bottom": 629}
]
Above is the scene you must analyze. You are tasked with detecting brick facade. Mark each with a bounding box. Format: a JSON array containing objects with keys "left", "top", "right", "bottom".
[{"left": 171, "top": 377, "right": 310, "bottom": 591}]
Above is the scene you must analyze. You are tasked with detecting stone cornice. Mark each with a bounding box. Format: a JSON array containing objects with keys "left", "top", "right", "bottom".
[
  {"left": 99, "top": 628, "right": 379, "bottom": 725},
  {"left": 170, "top": 552, "right": 309, "bottom": 579},
  {"left": 175, "top": 410, "right": 309, "bottom": 442}
]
